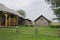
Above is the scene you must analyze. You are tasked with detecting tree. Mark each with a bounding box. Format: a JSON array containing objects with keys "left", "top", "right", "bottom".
[
  {"left": 45, "top": 0, "right": 60, "bottom": 8},
  {"left": 53, "top": 8, "right": 60, "bottom": 22},
  {"left": 17, "top": 9, "right": 26, "bottom": 17},
  {"left": 45, "top": 0, "right": 60, "bottom": 22}
]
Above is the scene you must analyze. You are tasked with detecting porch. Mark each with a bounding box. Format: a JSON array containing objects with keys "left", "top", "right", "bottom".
[{"left": 0, "top": 12, "right": 18, "bottom": 26}]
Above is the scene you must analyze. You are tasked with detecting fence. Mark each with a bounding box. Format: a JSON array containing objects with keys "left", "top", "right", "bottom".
[
  {"left": 18, "top": 26, "right": 59, "bottom": 37},
  {"left": 0, "top": 26, "right": 60, "bottom": 37}
]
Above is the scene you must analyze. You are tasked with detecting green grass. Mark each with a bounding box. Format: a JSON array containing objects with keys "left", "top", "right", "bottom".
[{"left": 0, "top": 26, "right": 60, "bottom": 40}]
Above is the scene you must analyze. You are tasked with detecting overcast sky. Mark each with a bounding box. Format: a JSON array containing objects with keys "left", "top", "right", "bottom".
[{"left": 0, "top": 0, "right": 57, "bottom": 22}]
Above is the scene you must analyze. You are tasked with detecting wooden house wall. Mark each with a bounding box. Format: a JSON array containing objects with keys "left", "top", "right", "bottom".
[{"left": 35, "top": 17, "right": 50, "bottom": 26}]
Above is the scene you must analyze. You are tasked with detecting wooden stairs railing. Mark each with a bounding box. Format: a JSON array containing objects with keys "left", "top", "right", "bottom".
[{"left": 7, "top": 18, "right": 17, "bottom": 26}]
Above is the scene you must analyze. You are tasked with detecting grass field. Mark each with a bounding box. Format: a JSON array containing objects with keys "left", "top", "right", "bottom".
[{"left": 0, "top": 26, "right": 60, "bottom": 40}]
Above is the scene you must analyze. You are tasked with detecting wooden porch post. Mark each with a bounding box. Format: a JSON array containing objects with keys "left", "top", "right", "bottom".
[
  {"left": 9, "top": 15, "right": 10, "bottom": 26},
  {"left": 14, "top": 18, "right": 15, "bottom": 26},
  {"left": 5, "top": 14, "right": 8, "bottom": 26},
  {"left": 0, "top": 15, "right": 2, "bottom": 26},
  {"left": 17, "top": 16, "right": 18, "bottom": 26},
  {"left": 16, "top": 16, "right": 18, "bottom": 32}
]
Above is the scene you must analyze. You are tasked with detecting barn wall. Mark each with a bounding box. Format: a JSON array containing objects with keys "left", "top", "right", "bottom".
[
  {"left": 24, "top": 20, "right": 31, "bottom": 25},
  {"left": 35, "top": 17, "right": 50, "bottom": 26}
]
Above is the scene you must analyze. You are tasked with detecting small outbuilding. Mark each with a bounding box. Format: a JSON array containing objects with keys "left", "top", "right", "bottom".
[
  {"left": 23, "top": 19, "right": 32, "bottom": 26},
  {"left": 34, "top": 15, "right": 51, "bottom": 26}
]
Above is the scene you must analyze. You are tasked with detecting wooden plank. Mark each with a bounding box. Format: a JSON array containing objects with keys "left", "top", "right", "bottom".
[
  {"left": 17, "top": 16, "right": 18, "bottom": 26},
  {"left": 4, "top": 14, "right": 8, "bottom": 26},
  {"left": 9, "top": 16, "right": 10, "bottom": 26}
]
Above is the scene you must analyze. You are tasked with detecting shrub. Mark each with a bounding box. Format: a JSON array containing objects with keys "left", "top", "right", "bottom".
[
  {"left": 25, "top": 24, "right": 34, "bottom": 27},
  {"left": 50, "top": 25, "right": 60, "bottom": 28},
  {"left": 25, "top": 25, "right": 29, "bottom": 27},
  {"left": 30, "top": 25, "right": 34, "bottom": 27}
]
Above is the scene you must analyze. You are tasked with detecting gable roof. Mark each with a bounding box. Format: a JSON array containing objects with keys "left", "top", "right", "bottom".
[
  {"left": 24, "top": 19, "right": 32, "bottom": 22},
  {"left": 0, "top": 3, "right": 23, "bottom": 18},
  {"left": 34, "top": 15, "right": 51, "bottom": 23}
]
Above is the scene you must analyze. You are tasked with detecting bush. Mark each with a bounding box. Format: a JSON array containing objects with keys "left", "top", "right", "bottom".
[
  {"left": 30, "top": 25, "right": 34, "bottom": 27},
  {"left": 25, "top": 25, "right": 29, "bottom": 27},
  {"left": 50, "top": 25, "right": 60, "bottom": 28},
  {"left": 25, "top": 24, "right": 34, "bottom": 27}
]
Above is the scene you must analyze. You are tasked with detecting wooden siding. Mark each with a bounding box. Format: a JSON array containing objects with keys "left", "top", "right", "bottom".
[
  {"left": 35, "top": 17, "right": 50, "bottom": 26},
  {"left": 23, "top": 19, "right": 32, "bottom": 25}
]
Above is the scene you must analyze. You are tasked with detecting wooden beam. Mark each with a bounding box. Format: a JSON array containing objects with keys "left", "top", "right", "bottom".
[
  {"left": 9, "top": 15, "right": 10, "bottom": 26},
  {"left": 4, "top": 14, "right": 8, "bottom": 26},
  {"left": 14, "top": 18, "right": 15, "bottom": 26},
  {"left": 17, "top": 16, "right": 18, "bottom": 26},
  {"left": 0, "top": 16, "right": 2, "bottom": 26},
  {"left": 16, "top": 16, "right": 18, "bottom": 32}
]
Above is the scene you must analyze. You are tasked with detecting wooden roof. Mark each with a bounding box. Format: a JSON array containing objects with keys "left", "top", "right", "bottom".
[
  {"left": 34, "top": 15, "right": 51, "bottom": 23},
  {"left": 0, "top": 3, "right": 23, "bottom": 17},
  {"left": 24, "top": 19, "right": 32, "bottom": 22}
]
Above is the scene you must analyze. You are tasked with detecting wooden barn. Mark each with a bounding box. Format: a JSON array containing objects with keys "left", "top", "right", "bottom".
[
  {"left": 23, "top": 19, "right": 32, "bottom": 26},
  {"left": 0, "top": 4, "right": 23, "bottom": 26},
  {"left": 34, "top": 15, "right": 51, "bottom": 26}
]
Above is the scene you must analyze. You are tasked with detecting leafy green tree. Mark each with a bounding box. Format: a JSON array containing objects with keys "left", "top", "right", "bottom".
[
  {"left": 17, "top": 9, "right": 26, "bottom": 17},
  {"left": 45, "top": 0, "right": 60, "bottom": 7},
  {"left": 53, "top": 8, "right": 60, "bottom": 22},
  {"left": 45, "top": 0, "right": 60, "bottom": 22}
]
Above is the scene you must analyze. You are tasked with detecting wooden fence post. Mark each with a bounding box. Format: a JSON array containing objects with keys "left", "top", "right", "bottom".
[
  {"left": 34, "top": 27, "right": 37, "bottom": 34},
  {"left": 16, "top": 26, "right": 18, "bottom": 32},
  {"left": 58, "top": 28, "right": 60, "bottom": 37}
]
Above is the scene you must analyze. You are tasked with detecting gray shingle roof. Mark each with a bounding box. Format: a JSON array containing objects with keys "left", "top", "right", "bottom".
[{"left": 0, "top": 3, "right": 23, "bottom": 18}]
